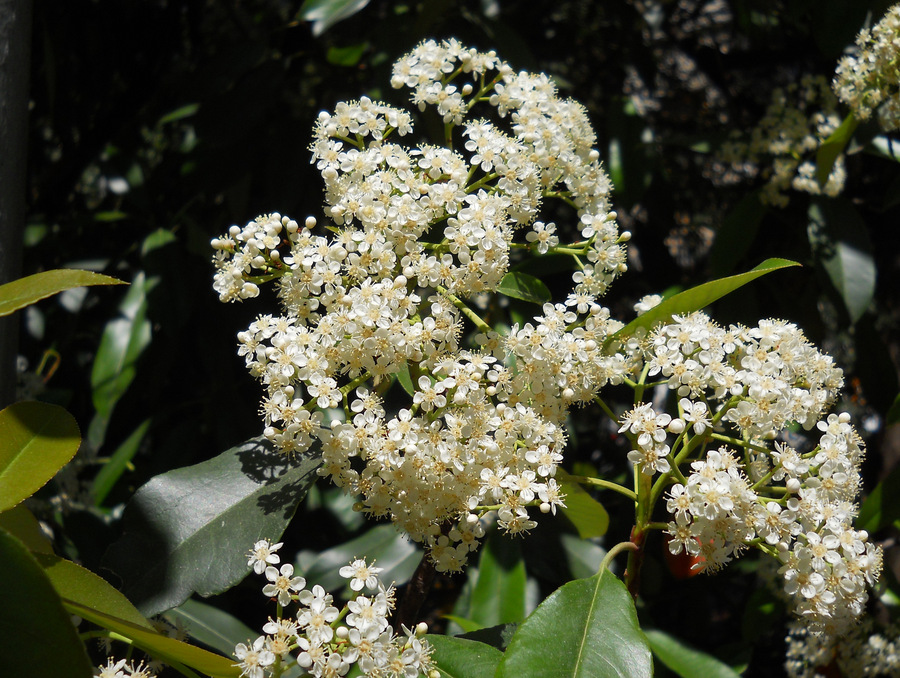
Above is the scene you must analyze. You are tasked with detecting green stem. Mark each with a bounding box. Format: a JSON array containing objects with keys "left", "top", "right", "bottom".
[
  {"left": 435, "top": 285, "right": 492, "bottom": 334},
  {"left": 568, "top": 474, "right": 638, "bottom": 502},
  {"left": 598, "top": 540, "right": 639, "bottom": 574}
]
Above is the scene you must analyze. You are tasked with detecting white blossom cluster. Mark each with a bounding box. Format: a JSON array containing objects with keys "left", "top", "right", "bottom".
[
  {"left": 237, "top": 543, "right": 435, "bottom": 678},
  {"left": 833, "top": 3, "right": 900, "bottom": 132},
  {"left": 94, "top": 659, "right": 156, "bottom": 678},
  {"left": 785, "top": 617, "right": 900, "bottom": 678},
  {"left": 718, "top": 74, "right": 845, "bottom": 207},
  {"left": 625, "top": 312, "right": 881, "bottom": 634},
  {"left": 212, "top": 40, "right": 631, "bottom": 570}
]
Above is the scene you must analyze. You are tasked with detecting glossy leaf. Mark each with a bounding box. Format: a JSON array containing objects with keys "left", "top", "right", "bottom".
[
  {"left": 63, "top": 599, "right": 241, "bottom": 677},
  {"left": 0, "top": 401, "right": 81, "bottom": 512},
  {"left": 165, "top": 598, "right": 257, "bottom": 657},
  {"left": 459, "top": 623, "right": 519, "bottom": 651},
  {"left": 607, "top": 258, "right": 800, "bottom": 346},
  {"left": 808, "top": 200, "right": 875, "bottom": 324},
  {"left": 496, "top": 569, "right": 652, "bottom": 678},
  {"left": 427, "top": 634, "right": 503, "bottom": 678},
  {"left": 0, "top": 268, "right": 125, "bottom": 317},
  {"left": 0, "top": 505, "right": 53, "bottom": 554},
  {"left": 299, "top": 0, "right": 371, "bottom": 36},
  {"left": 556, "top": 470, "right": 610, "bottom": 539},
  {"left": 298, "top": 522, "right": 419, "bottom": 592},
  {"left": 102, "top": 436, "right": 322, "bottom": 616},
  {"left": 645, "top": 628, "right": 741, "bottom": 678},
  {"left": 34, "top": 551, "right": 154, "bottom": 630},
  {"left": 815, "top": 113, "right": 859, "bottom": 185},
  {"left": 560, "top": 533, "right": 606, "bottom": 580},
  {"left": 467, "top": 532, "right": 529, "bottom": 629},
  {"left": 857, "top": 461, "right": 900, "bottom": 534},
  {"left": 0, "top": 529, "right": 93, "bottom": 677},
  {"left": 92, "top": 418, "right": 151, "bottom": 505},
  {"left": 497, "top": 270, "right": 552, "bottom": 305}
]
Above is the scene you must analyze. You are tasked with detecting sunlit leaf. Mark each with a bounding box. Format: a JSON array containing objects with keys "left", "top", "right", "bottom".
[
  {"left": 299, "top": 0, "right": 371, "bottom": 36},
  {"left": 0, "top": 505, "right": 53, "bottom": 554},
  {"left": 427, "top": 634, "right": 503, "bottom": 678},
  {"left": 0, "top": 401, "right": 81, "bottom": 512},
  {"left": 815, "top": 113, "right": 858, "bottom": 185},
  {"left": 0, "top": 530, "right": 93, "bottom": 677},
  {"left": 496, "top": 569, "right": 651, "bottom": 677},
  {"left": 644, "top": 628, "right": 741, "bottom": 678},
  {"left": 103, "top": 437, "right": 322, "bottom": 616},
  {"left": 607, "top": 258, "right": 800, "bottom": 347},
  {"left": 0, "top": 269, "right": 125, "bottom": 317},
  {"left": 498, "top": 271, "right": 552, "bottom": 305},
  {"left": 63, "top": 599, "right": 240, "bottom": 677}
]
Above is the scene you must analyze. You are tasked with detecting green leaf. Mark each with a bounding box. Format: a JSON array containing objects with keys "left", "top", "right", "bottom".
[
  {"left": 644, "top": 628, "right": 741, "bottom": 678},
  {"left": 92, "top": 418, "right": 151, "bottom": 506},
  {"left": 887, "top": 393, "right": 900, "bottom": 426},
  {"left": 607, "top": 258, "right": 800, "bottom": 346},
  {"left": 497, "top": 271, "right": 552, "bottom": 305},
  {"left": 443, "top": 615, "right": 487, "bottom": 634},
  {"left": 857, "top": 461, "right": 900, "bottom": 534},
  {"left": 427, "top": 634, "right": 503, "bottom": 678},
  {"left": 0, "top": 529, "right": 93, "bottom": 678},
  {"left": 327, "top": 42, "right": 368, "bottom": 66},
  {"left": 807, "top": 199, "right": 875, "bottom": 324},
  {"left": 63, "top": 599, "right": 241, "bottom": 677},
  {"left": 165, "top": 598, "right": 258, "bottom": 657},
  {"left": 0, "top": 401, "right": 81, "bottom": 512},
  {"left": 496, "top": 570, "right": 652, "bottom": 678},
  {"left": 298, "top": 0, "right": 371, "bottom": 36},
  {"left": 298, "top": 522, "right": 419, "bottom": 592},
  {"left": 458, "top": 623, "right": 519, "bottom": 651},
  {"left": 560, "top": 533, "right": 607, "bottom": 580},
  {"left": 158, "top": 103, "right": 200, "bottom": 125},
  {"left": 467, "top": 532, "right": 529, "bottom": 628},
  {"left": 708, "top": 192, "right": 767, "bottom": 277},
  {"left": 815, "top": 113, "right": 859, "bottom": 185},
  {"left": 0, "top": 269, "right": 125, "bottom": 316},
  {"left": 396, "top": 362, "right": 416, "bottom": 397},
  {"left": 103, "top": 437, "right": 322, "bottom": 616},
  {"left": 33, "top": 551, "right": 154, "bottom": 630},
  {"left": 556, "top": 469, "right": 609, "bottom": 539},
  {"left": 0, "top": 505, "right": 53, "bottom": 554}
]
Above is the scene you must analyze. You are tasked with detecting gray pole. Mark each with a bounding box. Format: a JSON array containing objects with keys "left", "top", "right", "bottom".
[{"left": 0, "top": 0, "right": 32, "bottom": 408}]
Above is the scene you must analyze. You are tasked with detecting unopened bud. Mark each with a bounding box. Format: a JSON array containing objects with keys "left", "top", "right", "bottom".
[{"left": 667, "top": 419, "right": 686, "bottom": 435}]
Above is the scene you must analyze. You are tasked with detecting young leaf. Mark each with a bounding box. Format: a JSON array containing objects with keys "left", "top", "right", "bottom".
[
  {"left": 497, "top": 271, "right": 552, "bottom": 305},
  {"left": 556, "top": 469, "right": 610, "bottom": 538},
  {"left": 0, "top": 529, "right": 93, "bottom": 678},
  {"left": 0, "top": 269, "right": 125, "bottom": 317},
  {"left": 165, "top": 598, "right": 258, "bottom": 657},
  {"left": 606, "top": 258, "right": 800, "bottom": 347},
  {"left": 33, "top": 552, "right": 154, "bottom": 630},
  {"left": 644, "top": 628, "right": 741, "bottom": 678},
  {"left": 496, "top": 569, "right": 652, "bottom": 678},
  {"left": 62, "top": 599, "right": 241, "bottom": 677},
  {"left": 427, "top": 634, "right": 503, "bottom": 678},
  {"left": 0, "top": 401, "right": 81, "bottom": 512},
  {"left": 102, "top": 436, "right": 323, "bottom": 616}
]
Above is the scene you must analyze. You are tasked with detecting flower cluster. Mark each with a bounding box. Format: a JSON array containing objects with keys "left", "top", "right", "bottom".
[
  {"left": 718, "top": 74, "right": 845, "bottom": 207},
  {"left": 212, "top": 39, "right": 630, "bottom": 569},
  {"left": 94, "top": 659, "right": 156, "bottom": 678},
  {"left": 237, "top": 548, "right": 435, "bottom": 678},
  {"left": 833, "top": 3, "right": 900, "bottom": 131},
  {"left": 785, "top": 617, "right": 900, "bottom": 678}
]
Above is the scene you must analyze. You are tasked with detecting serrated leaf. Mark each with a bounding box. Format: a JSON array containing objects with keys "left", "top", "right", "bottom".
[
  {"left": 299, "top": 0, "right": 371, "bottom": 36},
  {"left": 427, "top": 634, "right": 503, "bottom": 678},
  {"left": 102, "top": 437, "right": 322, "bottom": 616},
  {"left": 0, "top": 269, "right": 125, "bottom": 316},
  {"left": 807, "top": 200, "right": 875, "bottom": 324},
  {"left": 0, "top": 505, "right": 53, "bottom": 554},
  {"left": 0, "top": 530, "right": 93, "bottom": 678},
  {"left": 34, "top": 551, "right": 154, "bottom": 630},
  {"left": 165, "top": 598, "right": 257, "bottom": 657},
  {"left": 645, "top": 628, "right": 741, "bottom": 678},
  {"left": 497, "top": 271, "right": 552, "bottom": 305},
  {"left": 0, "top": 401, "right": 81, "bottom": 512},
  {"left": 496, "top": 569, "right": 652, "bottom": 678},
  {"left": 63, "top": 599, "right": 240, "bottom": 677},
  {"left": 607, "top": 258, "right": 800, "bottom": 347},
  {"left": 556, "top": 469, "right": 610, "bottom": 539},
  {"left": 815, "top": 113, "right": 859, "bottom": 185}
]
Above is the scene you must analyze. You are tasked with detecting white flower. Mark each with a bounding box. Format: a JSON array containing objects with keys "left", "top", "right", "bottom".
[
  {"left": 262, "top": 563, "right": 305, "bottom": 606},
  {"left": 247, "top": 539, "right": 283, "bottom": 575},
  {"left": 339, "top": 558, "right": 384, "bottom": 592},
  {"left": 234, "top": 636, "right": 275, "bottom": 678}
]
